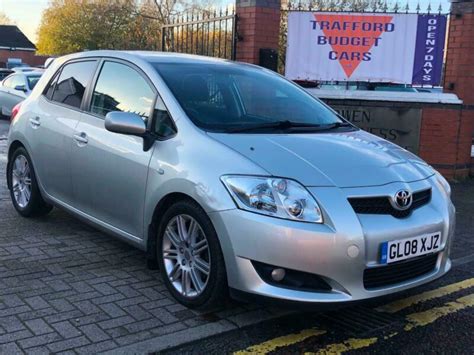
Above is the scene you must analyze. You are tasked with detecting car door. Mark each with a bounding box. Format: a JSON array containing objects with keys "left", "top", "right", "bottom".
[
  {"left": 70, "top": 60, "right": 157, "bottom": 239},
  {"left": 29, "top": 60, "right": 99, "bottom": 205}
]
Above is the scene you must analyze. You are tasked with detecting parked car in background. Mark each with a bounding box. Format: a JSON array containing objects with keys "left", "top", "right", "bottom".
[
  {"left": 6, "top": 51, "right": 454, "bottom": 310},
  {"left": 12, "top": 67, "right": 41, "bottom": 73},
  {"left": 0, "top": 69, "right": 13, "bottom": 81},
  {"left": 0, "top": 71, "right": 43, "bottom": 118}
]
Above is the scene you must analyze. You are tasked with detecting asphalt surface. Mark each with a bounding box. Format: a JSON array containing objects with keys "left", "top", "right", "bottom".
[{"left": 1, "top": 119, "right": 473, "bottom": 354}]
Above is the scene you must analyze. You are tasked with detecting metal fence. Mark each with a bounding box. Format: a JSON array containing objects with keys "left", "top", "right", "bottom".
[
  {"left": 161, "top": 8, "right": 237, "bottom": 60},
  {"left": 282, "top": 1, "right": 449, "bottom": 14}
]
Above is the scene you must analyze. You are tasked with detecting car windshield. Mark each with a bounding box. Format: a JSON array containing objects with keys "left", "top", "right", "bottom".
[
  {"left": 27, "top": 75, "right": 41, "bottom": 90},
  {"left": 152, "top": 63, "right": 344, "bottom": 133}
]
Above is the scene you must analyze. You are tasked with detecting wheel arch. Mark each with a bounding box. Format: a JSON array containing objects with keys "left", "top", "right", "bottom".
[
  {"left": 6, "top": 140, "right": 26, "bottom": 190},
  {"left": 146, "top": 192, "right": 203, "bottom": 268}
]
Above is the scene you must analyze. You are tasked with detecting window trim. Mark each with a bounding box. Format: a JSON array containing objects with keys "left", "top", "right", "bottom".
[
  {"left": 83, "top": 58, "right": 177, "bottom": 140},
  {"left": 41, "top": 58, "right": 100, "bottom": 113}
]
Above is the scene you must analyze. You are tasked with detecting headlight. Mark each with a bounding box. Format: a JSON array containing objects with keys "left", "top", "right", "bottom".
[
  {"left": 435, "top": 170, "right": 451, "bottom": 198},
  {"left": 221, "top": 175, "right": 323, "bottom": 223}
]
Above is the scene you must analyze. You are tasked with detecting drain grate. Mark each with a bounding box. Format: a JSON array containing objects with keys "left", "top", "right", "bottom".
[{"left": 318, "top": 306, "right": 403, "bottom": 335}]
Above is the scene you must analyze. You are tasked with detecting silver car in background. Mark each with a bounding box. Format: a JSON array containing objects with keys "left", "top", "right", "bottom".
[
  {"left": 6, "top": 51, "right": 454, "bottom": 309},
  {"left": 0, "top": 70, "right": 43, "bottom": 118}
]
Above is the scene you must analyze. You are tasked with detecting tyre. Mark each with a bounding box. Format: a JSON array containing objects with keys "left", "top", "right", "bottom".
[
  {"left": 7, "top": 147, "right": 53, "bottom": 217},
  {"left": 156, "top": 199, "right": 227, "bottom": 309}
]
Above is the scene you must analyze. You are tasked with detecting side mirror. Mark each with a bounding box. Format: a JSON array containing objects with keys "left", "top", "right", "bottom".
[
  {"left": 14, "top": 84, "right": 27, "bottom": 92},
  {"left": 105, "top": 112, "right": 146, "bottom": 136}
]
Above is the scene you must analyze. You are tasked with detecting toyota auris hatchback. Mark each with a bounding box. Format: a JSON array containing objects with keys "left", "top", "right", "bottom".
[{"left": 7, "top": 51, "right": 454, "bottom": 309}]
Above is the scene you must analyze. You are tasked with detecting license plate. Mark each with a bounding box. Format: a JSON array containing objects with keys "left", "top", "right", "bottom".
[{"left": 380, "top": 232, "right": 441, "bottom": 264}]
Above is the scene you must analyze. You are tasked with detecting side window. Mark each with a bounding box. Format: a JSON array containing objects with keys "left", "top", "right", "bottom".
[
  {"left": 51, "top": 61, "right": 97, "bottom": 109},
  {"left": 44, "top": 71, "right": 60, "bottom": 100},
  {"left": 90, "top": 61, "right": 154, "bottom": 120},
  {"left": 152, "top": 96, "right": 176, "bottom": 138}
]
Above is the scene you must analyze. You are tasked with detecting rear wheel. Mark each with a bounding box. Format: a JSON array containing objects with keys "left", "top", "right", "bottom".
[
  {"left": 157, "top": 199, "right": 227, "bottom": 309},
  {"left": 8, "top": 147, "right": 53, "bottom": 217}
]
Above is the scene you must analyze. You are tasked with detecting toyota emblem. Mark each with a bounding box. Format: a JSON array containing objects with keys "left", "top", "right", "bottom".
[{"left": 393, "top": 190, "right": 413, "bottom": 210}]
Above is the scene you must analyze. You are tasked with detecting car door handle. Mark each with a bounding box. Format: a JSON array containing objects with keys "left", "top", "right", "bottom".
[
  {"left": 29, "top": 117, "right": 41, "bottom": 128},
  {"left": 73, "top": 132, "right": 88, "bottom": 144}
]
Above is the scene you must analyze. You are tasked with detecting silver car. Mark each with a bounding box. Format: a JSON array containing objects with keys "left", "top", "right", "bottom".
[
  {"left": 6, "top": 51, "right": 454, "bottom": 309},
  {"left": 0, "top": 71, "right": 43, "bottom": 118}
]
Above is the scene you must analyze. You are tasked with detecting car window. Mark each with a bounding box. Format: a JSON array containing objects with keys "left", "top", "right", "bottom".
[
  {"left": 0, "top": 71, "right": 13, "bottom": 81},
  {"left": 44, "top": 71, "right": 60, "bottom": 100},
  {"left": 152, "top": 95, "right": 176, "bottom": 138},
  {"left": 51, "top": 61, "right": 97, "bottom": 109},
  {"left": 154, "top": 63, "right": 341, "bottom": 132},
  {"left": 27, "top": 75, "right": 42, "bottom": 90},
  {"left": 90, "top": 61, "right": 154, "bottom": 120}
]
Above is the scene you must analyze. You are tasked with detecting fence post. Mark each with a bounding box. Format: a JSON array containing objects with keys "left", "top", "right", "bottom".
[{"left": 235, "top": 0, "right": 281, "bottom": 65}]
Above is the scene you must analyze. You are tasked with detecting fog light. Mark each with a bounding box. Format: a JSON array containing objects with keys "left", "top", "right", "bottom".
[{"left": 271, "top": 268, "right": 286, "bottom": 282}]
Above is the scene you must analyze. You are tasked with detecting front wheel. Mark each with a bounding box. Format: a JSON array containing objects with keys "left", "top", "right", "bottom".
[
  {"left": 7, "top": 147, "right": 53, "bottom": 217},
  {"left": 156, "top": 199, "right": 227, "bottom": 309}
]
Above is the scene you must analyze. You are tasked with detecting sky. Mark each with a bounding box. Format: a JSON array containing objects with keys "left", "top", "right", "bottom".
[{"left": 1, "top": 0, "right": 451, "bottom": 45}]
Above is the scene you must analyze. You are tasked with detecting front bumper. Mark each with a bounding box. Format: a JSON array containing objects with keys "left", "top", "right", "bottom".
[{"left": 209, "top": 177, "right": 455, "bottom": 304}]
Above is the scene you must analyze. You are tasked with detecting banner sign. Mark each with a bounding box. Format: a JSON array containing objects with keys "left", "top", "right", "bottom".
[{"left": 286, "top": 12, "right": 447, "bottom": 85}]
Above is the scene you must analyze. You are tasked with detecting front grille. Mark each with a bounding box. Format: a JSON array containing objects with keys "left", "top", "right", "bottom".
[
  {"left": 348, "top": 188, "right": 431, "bottom": 218},
  {"left": 363, "top": 253, "right": 439, "bottom": 289}
]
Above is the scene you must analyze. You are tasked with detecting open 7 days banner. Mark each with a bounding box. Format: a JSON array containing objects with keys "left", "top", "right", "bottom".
[{"left": 285, "top": 12, "right": 447, "bottom": 85}]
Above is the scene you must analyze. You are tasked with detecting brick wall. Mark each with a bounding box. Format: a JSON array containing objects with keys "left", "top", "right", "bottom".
[
  {"left": 443, "top": 0, "right": 474, "bottom": 178},
  {"left": 418, "top": 107, "right": 473, "bottom": 180},
  {"left": 444, "top": 4, "right": 474, "bottom": 105},
  {"left": 0, "top": 49, "right": 49, "bottom": 68},
  {"left": 235, "top": 0, "right": 281, "bottom": 64}
]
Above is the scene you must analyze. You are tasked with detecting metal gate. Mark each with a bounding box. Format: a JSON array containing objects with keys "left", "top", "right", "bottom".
[{"left": 161, "top": 9, "right": 237, "bottom": 60}]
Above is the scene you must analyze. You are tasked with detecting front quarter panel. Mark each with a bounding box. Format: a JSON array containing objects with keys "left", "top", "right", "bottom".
[{"left": 144, "top": 126, "right": 268, "bottom": 242}]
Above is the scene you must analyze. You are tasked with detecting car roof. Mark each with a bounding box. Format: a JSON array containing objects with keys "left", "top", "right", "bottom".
[{"left": 60, "top": 50, "right": 256, "bottom": 68}]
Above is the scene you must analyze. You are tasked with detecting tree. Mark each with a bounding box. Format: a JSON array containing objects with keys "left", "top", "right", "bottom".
[
  {"left": 37, "top": 0, "right": 162, "bottom": 55},
  {"left": 0, "top": 11, "right": 14, "bottom": 25}
]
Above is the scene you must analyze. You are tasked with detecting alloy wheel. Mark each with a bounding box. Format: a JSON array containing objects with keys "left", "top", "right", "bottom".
[
  {"left": 162, "top": 214, "right": 211, "bottom": 298},
  {"left": 11, "top": 155, "right": 32, "bottom": 208}
]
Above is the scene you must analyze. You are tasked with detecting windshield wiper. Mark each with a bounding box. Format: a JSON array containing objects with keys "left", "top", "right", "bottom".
[
  {"left": 225, "top": 120, "right": 323, "bottom": 133},
  {"left": 317, "top": 121, "right": 354, "bottom": 130},
  {"left": 226, "top": 120, "right": 354, "bottom": 133}
]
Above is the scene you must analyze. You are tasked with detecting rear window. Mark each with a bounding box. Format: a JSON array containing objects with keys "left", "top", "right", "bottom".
[
  {"left": 51, "top": 60, "right": 97, "bottom": 109},
  {"left": 27, "top": 75, "right": 41, "bottom": 90}
]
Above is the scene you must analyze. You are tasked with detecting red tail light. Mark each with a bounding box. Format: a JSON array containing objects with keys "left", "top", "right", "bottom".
[{"left": 11, "top": 102, "right": 22, "bottom": 123}]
